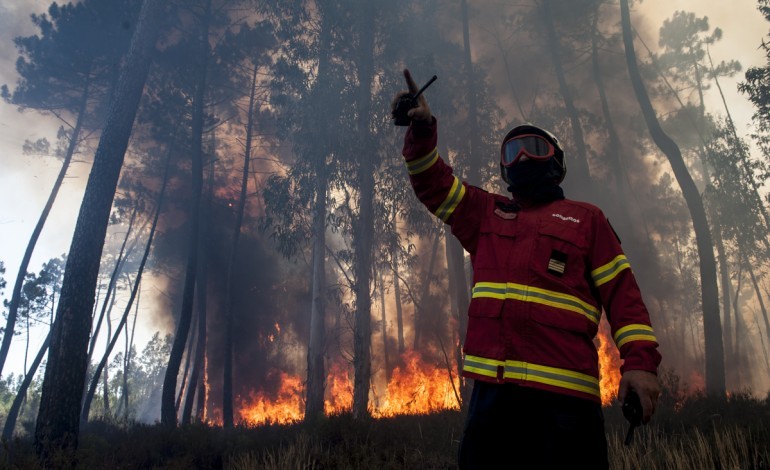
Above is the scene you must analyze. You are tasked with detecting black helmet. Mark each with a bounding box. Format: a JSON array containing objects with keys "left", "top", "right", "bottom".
[{"left": 500, "top": 124, "right": 566, "bottom": 185}]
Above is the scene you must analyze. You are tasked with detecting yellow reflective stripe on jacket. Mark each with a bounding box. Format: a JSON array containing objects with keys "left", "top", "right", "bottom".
[
  {"left": 591, "top": 254, "right": 630, "bottom": 287},
  {"left": 406, "top": 147, "right": 439, "bottom": 175},
  {"left": 614, "top": 324, "right": 657, "bottom": 349},
  {"left": 472, "top": 281, "right": 600, "bottom": 324},
  {"left": 435, "top": 176, "right": 466, "bottom": 222},
  {"left": 463, "top": 355, "right": 601, "bottom": 398}
]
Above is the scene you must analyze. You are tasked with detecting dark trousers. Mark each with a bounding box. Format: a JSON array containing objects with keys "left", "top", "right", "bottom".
[{"left": 458, "top": 381, "right": 609, "bottom": 469}]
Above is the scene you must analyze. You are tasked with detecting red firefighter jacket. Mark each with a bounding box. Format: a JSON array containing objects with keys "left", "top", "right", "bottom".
[{"left": 403, "top": 118, "right": 661, "bottom": 403}]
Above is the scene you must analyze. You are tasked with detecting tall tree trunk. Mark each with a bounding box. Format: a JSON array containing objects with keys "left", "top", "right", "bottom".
[
  {"left": 414, "top": 231, "right": 441, "bottom": 350},
  {"left": 460, "top": 0, "right": 482, "bottom": 184},
  {"left": 191, "top": 162, "right": 214, "bottom": 423},
  {"left": 445, "top": 226, "right": 469, "bottom": 405},
  {"left": 731, "top": 268, "right": 744, "bottom": 387},
  {"left": 304, "top": 1, "right": 333, "bottom": 424},
  {"left": 3, "top": 332, "right": 51, "bottom": 441},
  {"left": 620, "top": 0, "right": 725, "bottom": 396},
  {"left": 306, "top": 154, "right": 328, "bottom": 421},
  {"left": 175, "top": 319, "right": 196, "bottom": 413},
  {"left": 223, "top": 63, "right": 258, "bottom": 428},
  {"left": 391, "top": 228, "right": 405, "bottom": 354},
  {"left": 378, "top": 270, "right": 391, "bottom": 383},
  {"left": 81, "top": 148, "right": 169, "bottom": 425},
  {"left": 122, "top": 274, "right": 141, "bottom": 419},
  {"left": 103, "top": 293, "right": 114, "bottom": 417},
  {"left": 182, "top": 162, "right": 214, "bottom": 424},
  {"left": 352, "top": 0, "right": 376, "bottom": 420},
  {"left": 87, "top": 208, "right": 137, "bottom": 369},
  {"left": 748, "top": 267, "right": 770, "bottom": 345},
  {"left": 0, "top": 76, "right": 90, "bottom": 378},
  {"left": 160, "top": 0, "right": 210, "bottom": 427},
  {"left": 590, "top": 9, "right": 627, "bottom": 199},
  {"left": 540, "top": 0, "right": 591, "bottom": 188},
  {"left": 709, "top": 200, "right": 733, "bottom": 369},
  {"left": 34, "top": 0, "right": 163, "bottom": 457}
]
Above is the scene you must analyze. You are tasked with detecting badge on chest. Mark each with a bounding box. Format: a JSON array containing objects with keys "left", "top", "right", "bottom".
[{"left": 547, "top": 249, "right": 567, "bottom": 276}]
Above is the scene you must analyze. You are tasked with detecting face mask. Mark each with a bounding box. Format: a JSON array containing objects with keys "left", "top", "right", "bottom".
[{"left": 505, "top": 159, "right": 564, "bottom": 202}]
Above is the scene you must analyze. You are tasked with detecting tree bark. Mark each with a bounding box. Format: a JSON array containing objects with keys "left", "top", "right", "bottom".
[
  {"left": 80, "top": 148, "right": 169, "bottom": 425},
  {"left": 160, "top": 0, "right": 211, "bottom": 427},
  {"left": 620, "top": 0, "right": 725, "bottom": 396},
  {"left": 0, "top": 76, "right": 90, "bottom": 378},
  {"left": 352, "top": 0, "right": 376, "bottom": 420},
  {"left": 540, "top": 0, "right": 591, "bottom": 188},
  {"left": 3, "top": 331, "right": 51, "bottom": 441},
  {"left": 34, "top": 0, "right": 164, "bottom": 457},
  {"left": 460, "top": 0, "right": 482, "bottom": 184},
  {"left": 378, "top": 271, "right": 391, "bottom": 383},
  {"left": 222, "top": 63, "right": 258, "bottom": 428}
]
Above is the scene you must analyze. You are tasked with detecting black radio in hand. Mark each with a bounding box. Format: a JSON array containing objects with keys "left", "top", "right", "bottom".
[{"left": 393, "top": 75, "right": 437, "bottom": 126}]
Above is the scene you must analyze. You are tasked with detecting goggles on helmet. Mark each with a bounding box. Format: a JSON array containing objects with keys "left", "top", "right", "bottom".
[{"left": 501, "top": 134, "right": 556, "bottom": 167}]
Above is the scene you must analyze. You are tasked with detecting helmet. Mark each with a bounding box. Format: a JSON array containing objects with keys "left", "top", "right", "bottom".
[{"left": 500, "top": 124, "right": 566, "bottom": 185}]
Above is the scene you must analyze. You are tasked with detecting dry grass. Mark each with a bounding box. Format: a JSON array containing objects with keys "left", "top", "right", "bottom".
[
  {"left": 608, "top": 425, "right": 769, "bottom": 469},
  {"left": 1, "top": 391, "right": 768, "bottom": 469}
]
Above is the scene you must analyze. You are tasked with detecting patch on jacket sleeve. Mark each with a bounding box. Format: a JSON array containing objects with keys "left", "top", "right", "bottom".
[
  {"left": 547, "top": 250, "right": 567, "bottom": 276},
  {"left": 494, "top": 207, "right": 517, "bottom": 220}
]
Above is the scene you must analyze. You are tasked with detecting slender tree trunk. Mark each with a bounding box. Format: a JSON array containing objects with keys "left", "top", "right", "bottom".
[
  {"left": 731, "top": 267, "right": 744, "bottom": 387},
  {"left": 590, "top": 9, "right": 627, "bottom": 199},
  {"left": 620, "top": 0, "right": 725, "bottom": 397},
  {"left": 352, "top": 0, "right": 376, "bottom": 420},
  {"left": 445, "top": 226, "right": 469, "bottom": 405},
  {"left": 540, "top": 0, "right": 591, "bottom": 188},
  {"left": 161, "top": 0, "right": 210, "bottom": 427},
  {"left": 123, "top": 275, "right": 140, "bottom": 419},
  {"left": 103, "top": 293, "right": 115, "bottom": 417},
  {"left": 34, "top": 0, "right": 163, "bottom": 457},
  {"left": 176, "top": 319, "right": 196, "bottom": 413},
  {"left": 306, "top": 152, "right": 328, "bottom": 421},
  {"left": 0, "top": 76, "right": 90, "bottom": 378},
  {"left": 81, "top": 148, "right": 169, "bottom": 425},
  {"left": 87, "top": 208, "right": 137, "bottom": 368},
  {"left": 709, "top": 201, "right": 733, "bottom": 369},
  {"left": 305, "top": 0, "right": 335, "bottom": 423},
  {"left": 391, "top": 241, "right": 405, "bottom": 354},
  {"left": 460, "top": 0, "right": 482, "bottom": 184},
  {"left": 222, "top": 63, "right": 258, "bottom": 428},
  {"left": 3, "top": 332, "right": 51, "bottom": 441},
  {"left": 749, "top": 267, "right": 770, "bottom": 345},
  {"left": 414, "top": 231, "right": 441, "bottom": 350},
  {"left": 191, "top": 162, "right": 214, "bottom": 423},
  {"left": 378, "top": 271, "right": 391, "bottom": 383}
]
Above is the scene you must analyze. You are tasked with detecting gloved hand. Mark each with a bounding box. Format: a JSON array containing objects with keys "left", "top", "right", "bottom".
[
  {"left": 391, "top": 69, "right": 432, "bottom": 123},
  {"left": 618, "top": 369, "right": 661, "bottom": 424}
]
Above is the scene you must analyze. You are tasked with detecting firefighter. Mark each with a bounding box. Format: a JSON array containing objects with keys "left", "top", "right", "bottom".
[{"left": 392, "top": 69, "right": 661, "bottom": 469}]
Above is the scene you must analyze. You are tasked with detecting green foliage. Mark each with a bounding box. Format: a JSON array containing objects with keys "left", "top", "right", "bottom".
[{"left": 740, "top": 0, "right": 770, "bottom": 175}]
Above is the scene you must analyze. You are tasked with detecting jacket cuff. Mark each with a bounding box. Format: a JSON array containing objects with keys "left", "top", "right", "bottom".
[
  {"left": 619, "top": 343, "right": 661, "bottom": 375},
  {"left": 403, "top": 117, "right": 438, "bottom": 160}
]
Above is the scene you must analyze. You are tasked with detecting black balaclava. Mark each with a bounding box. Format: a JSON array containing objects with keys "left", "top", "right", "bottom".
[{"left": 505, "top": 157, "right": 564, "bottom": 204}]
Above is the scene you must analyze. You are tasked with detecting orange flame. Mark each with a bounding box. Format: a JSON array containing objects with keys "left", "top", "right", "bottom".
[
  {"left": 371, "top": 350, "right": 460, "bottom": 417},
  {"left": 236, "top": 325, "right": 621, "bottom": 426},
  {"left": 238, "top": 350, "right": 459, "bottom": 425},
  {"left": 597, "top": 318, "right": 622, "bottom": 405},
  {"left": 238, "top": 370, "right": 305, "bottom": 425}
]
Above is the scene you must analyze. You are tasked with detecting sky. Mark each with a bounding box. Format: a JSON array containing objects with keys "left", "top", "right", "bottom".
[{"left": 0, "top": 0, "right": 768, "bottom": 379}]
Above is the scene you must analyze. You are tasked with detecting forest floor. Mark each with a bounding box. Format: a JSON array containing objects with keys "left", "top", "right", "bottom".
[{"left": 1, "top": 389, "right": 769, "bottom": 469}]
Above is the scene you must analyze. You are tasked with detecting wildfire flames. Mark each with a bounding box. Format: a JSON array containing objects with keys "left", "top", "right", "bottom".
[
  {"left": 237, "top": 333, "right": 621, "bottom": 426},
  {"left": 597, "top": 318, "right": 622, "bottom": 405}
]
